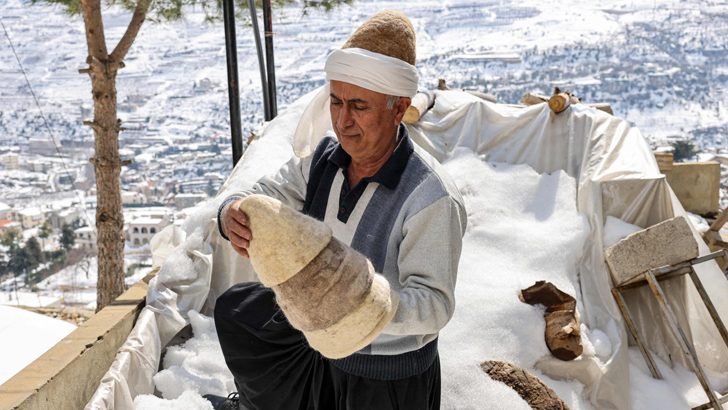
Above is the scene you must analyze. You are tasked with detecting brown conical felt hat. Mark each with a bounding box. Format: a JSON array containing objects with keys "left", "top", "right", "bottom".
[{"left": 343, "top": 10, "right": 416, "bottom": 66}]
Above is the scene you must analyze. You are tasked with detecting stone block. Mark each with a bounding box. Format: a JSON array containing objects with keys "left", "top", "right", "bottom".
[
  {"left": 663, "top": 161, "right": 720, "bottom": 217},
  {"left": 604, "top": 215, "right": 699, "bottom": 286}
]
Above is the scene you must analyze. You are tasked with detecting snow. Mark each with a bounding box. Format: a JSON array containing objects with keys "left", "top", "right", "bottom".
[
  {"left": 157, "top": 228, "right": 205, "bottom": 284},
  {"left": 440, "top": 150, "right": 594, "bottom": 410},
  {"left": 134, "top": 390, "right": 213, "bottom": 410},
  {"left": 603, "top": 215, "right": 643, "bottom": 248},
  {"left": 136, "top": 150, "right": 728, "bottom": 409},
  {"left": 0, "top": 305, "right": 76, "bottom": 385}
]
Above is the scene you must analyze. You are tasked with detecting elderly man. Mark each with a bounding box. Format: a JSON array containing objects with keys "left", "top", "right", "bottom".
[{"left": 206, "top": 10, "right": 466, "bottom": 410}]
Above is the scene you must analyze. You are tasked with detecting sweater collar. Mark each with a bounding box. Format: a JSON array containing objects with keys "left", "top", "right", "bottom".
[{"left": 328, "top": 124, "right": 414, "bottom": 190}]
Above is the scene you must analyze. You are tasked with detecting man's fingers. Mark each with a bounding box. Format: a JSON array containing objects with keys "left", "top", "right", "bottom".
[
  {"left": 228, "top": 219, "right": 252, "bottom": 241},
  {"left": 228, "top": 202, "right": 248, "bottom": 226},
  {"left": 231, "top": 242, "right": 250, "bottom": 258},
  {"left": 229, "top": 232, "right": 250, "bottom": 250}
]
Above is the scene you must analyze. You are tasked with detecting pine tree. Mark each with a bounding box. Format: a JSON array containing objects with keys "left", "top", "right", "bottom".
[
  {"left": 28, "top": 0, "right": 352, "bottom": 311},
  {"left": 61, "top": 223, "right": 76, "bottom": 253}
]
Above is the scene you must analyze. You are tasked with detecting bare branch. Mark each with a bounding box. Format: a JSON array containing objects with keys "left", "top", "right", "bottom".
[
  {"left": 110, "top": 0, "right": 153, "bottom": 62},
  {"left": 83, "top": 120, "right": 106, "bottom": 133},
  {"left": 79, "top": 0, "right": 109, "bottom": 60},
  {"left": 78, "top": 68, "right": 92, "bottom": 74}
]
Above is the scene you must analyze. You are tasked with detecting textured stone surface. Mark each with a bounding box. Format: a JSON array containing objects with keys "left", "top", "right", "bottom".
[{"left": 604, "top": 215, "right": 699, "bottom": 286}]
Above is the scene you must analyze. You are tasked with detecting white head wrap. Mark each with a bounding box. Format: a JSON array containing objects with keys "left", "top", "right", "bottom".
[{"left": 293, "top": 48, "right": 419, "bottom": 157}]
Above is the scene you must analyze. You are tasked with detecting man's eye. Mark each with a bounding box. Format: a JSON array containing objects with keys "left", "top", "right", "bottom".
[
  {"left": 331, "top": 101, "right": 342, "bottom": 106},
  {"left": 354, "top": 106, "right": 366, "bottom": 111}
]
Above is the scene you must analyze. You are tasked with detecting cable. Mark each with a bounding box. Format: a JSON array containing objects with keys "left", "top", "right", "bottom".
[{"left": 1, "top": 18, "right": 95, "bottom": 230}]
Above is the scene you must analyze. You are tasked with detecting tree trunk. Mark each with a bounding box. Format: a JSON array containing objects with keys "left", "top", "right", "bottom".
[{"left": 79, "top": 0, "right": 149, "bottom": 311}]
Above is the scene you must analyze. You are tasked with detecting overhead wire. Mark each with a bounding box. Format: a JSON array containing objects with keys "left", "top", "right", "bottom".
[{"left": 1, "top": 17, "right": 96, "bottom": 230}]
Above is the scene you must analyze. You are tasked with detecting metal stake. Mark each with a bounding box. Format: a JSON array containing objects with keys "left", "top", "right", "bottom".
[
  {"left": 222, "top": 0, "right": 244, "bottom": 166},
  {"left": 263, "top": 0, "right": 277, "bottom": 118},
  {"left": 248, "top": 0, "right": 272, "bottom": 121}
]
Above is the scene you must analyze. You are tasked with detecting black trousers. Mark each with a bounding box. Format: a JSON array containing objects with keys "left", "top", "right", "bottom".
[{"left": 214, "top": 282, "right": 441, "bottom": 410}]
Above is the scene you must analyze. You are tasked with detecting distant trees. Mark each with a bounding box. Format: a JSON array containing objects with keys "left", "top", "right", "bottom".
[
  {"left": 38, "top": 222, "right": 52, "bottom": 250},
  {"left": 672, "top": 140, "right": 697, "bottom": 162},
  {"left": 60, "top": 223, "right": 76, "bottom": 253},
  {"left": 1, "top": 229, "right": 45, "bottom": 285}
]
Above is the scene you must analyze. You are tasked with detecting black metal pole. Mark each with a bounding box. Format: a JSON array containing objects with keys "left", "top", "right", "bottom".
[
  {"left": 263, "top": 0, "right": 277, "bottom": 118},
  {"left": 248, "top": 0, "right": 272, "bottom": 121},
  {"left": 222, "top": 0, "right": 244, "bottom": 166}
]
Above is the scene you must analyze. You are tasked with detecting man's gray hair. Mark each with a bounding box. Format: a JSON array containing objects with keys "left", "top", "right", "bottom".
[{"left": 385, "top": 95, "right": 401, "bottom": 110}]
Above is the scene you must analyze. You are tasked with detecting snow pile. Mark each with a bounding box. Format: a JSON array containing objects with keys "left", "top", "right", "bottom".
[
  {"left": 440, "top": 149, "right": 594, "bottom": 410},
  {"left": 603, "top": 215, "right": 643, "bottom": 248},
  {"left": 0, "top": 305, "right": 77, "bottom": 385},
  {"left": 134, "top": 390, "right": 213, "bottom": 410},
  {"left": 686, "top": 212, "right": 710, "bottom": 234},
  {"left": 157, "top": 228, "right": 206, "bottom": 285},
  {"left": 134, "top": 310, "right": 235, "bottom": 406}
]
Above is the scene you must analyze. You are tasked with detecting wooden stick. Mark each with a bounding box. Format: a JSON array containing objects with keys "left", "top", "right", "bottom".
[
  {"left": 403, "top": 90, "right": 436, "bottom": 124},
  {"left": 586, "top": 103, "right": 613, "bottom": 115},
  {"left": 548, "top": 92, "right": 571, "bottom": 113},
  {"left": 521, "top": 93, "right": 549, "bottom": 105}
]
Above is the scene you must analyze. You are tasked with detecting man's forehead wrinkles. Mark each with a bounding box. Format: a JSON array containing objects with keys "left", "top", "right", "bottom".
[{"left": 330, "top": 93, "right": 369, "bottom": 105}]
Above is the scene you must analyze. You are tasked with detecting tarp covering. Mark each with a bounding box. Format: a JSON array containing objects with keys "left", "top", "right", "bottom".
[{"left": 85, "top": 89, "right": 728, "bottom": 410}]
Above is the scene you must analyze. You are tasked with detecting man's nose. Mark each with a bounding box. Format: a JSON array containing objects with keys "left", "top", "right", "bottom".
[{"left": 337, "top": 106, "right": 355, "bottom": 130}]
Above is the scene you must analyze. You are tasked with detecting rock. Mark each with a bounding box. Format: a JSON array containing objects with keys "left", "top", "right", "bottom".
[
  {"left": 604, "top": 215, "right": 699, "bottom": 286},
  {"left": 520, "top": 281, "right": 583, "bottom": 361},
  {"left": 481, "top": 361, "right": 571, "bottom": 410}
]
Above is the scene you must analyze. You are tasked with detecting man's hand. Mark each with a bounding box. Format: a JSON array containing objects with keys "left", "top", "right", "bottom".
[{"left": 222, "top": 198, "right": 252, "bottom": 258}]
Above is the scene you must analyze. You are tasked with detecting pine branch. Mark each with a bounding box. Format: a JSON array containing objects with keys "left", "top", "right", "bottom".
[{"left": 109, "top": 0, "right": 153, "bottom": 62}]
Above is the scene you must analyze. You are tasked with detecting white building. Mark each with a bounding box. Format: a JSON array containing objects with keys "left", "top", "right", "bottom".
[
  {"left": 2, "top": 153, "right": 19, "bottom": 170},
  {"left": 19, "top": 207, "right": 44, "bottom": 229},
  {"left": 129, "top": 217, "right": 168, "bottom": 247},
  {"left": 75, "top": 226, "right": 97, "bottom": 252},
  {"left": 0, "top": 202, "right": 10, "bottom": 220},
  {"left": 122, "top": 191, "right": 146, "bottom": 205}
]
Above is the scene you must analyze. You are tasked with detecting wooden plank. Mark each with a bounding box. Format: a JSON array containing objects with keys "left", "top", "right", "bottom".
[
  {"left": 655, "top": 153, "right": 674, "bottom": 172},
  {"left": 645, "top": 271, "right": 723, "bottom": 410},
  {"left": 688, "top": 268, "right": 728, "bottom": 350},
  {"left": 612, "top": 288, "right": 662, "bottom": 379},
  {"left": 709, "top": 207, "right": 728, "bottom": 232}
]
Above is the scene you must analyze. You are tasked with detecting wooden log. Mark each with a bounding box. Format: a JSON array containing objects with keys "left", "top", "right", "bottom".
[
  {"left": 464, "top": 90, "right": 496, "bottom": 103},
  {"left": 586, "top": 103, "right": 613, "bottom": 115},
  {"left": 520, "top": 281, "right": 583, "bottom": 361},
  {"left": 481, "top": 361, "right": 571, "bottom": 410},
  {"left": 521, "top": 93, "right": 549, "bottom": 105},
  {"left": 548, "top": 92, "right": 571, "bottom": 113},
  {"left": 403, "top": 90, "right": 436, "bottom": 124}
]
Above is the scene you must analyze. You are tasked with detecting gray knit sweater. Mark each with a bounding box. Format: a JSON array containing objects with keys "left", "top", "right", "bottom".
[{"left": 218, "top": 124, "right": 467, "bottom": 380}]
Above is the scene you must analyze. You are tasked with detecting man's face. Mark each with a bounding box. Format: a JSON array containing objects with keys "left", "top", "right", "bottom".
[{"left": 329, "top": 80, "right": 406, "bottom": 164}]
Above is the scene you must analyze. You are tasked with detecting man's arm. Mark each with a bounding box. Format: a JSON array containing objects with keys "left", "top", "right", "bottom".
[
  {"left": 383, "top": 195, "right": 467, "bottom": 336},
  {"left": 217, "top": 153, "right": 313, "bottom": 255}
]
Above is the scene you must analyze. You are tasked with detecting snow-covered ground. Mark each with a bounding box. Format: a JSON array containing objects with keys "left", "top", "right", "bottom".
[
  {"left": 0, "top": 254, "right": 154, "bottom": 310},
  {"left": 0, "top": 305, "right": 76, "bottom": 385}
]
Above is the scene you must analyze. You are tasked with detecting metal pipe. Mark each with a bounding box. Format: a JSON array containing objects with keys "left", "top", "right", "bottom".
[
  {"left": 222, "top": 0, "right": 244, "bottom": 166},
  {"left": 263, "top": 0, "right": 277, "bottom": 118},
  {"left": 248, "top": 0, "right": 271, "bottom": 121}
]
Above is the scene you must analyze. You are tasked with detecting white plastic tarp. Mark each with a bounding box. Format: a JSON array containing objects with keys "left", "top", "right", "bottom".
[{"left": 85, "top": 89, "right": 728, "bottom": 410}]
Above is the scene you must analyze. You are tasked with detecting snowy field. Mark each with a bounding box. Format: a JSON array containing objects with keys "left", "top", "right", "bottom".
[
  {"left": 132, "top": 152, "right": 728, "bottom": 410},
  {"left": 0, "top": 305, "right": 76, "bottom": 385}
]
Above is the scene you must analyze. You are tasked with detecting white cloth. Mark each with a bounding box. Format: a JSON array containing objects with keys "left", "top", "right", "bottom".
[
  {"left": 294, "top": 48, "right": 420, "bottom": 157},
  {"left": 325, "top": 48, "right": 419, "bottom": 98}
]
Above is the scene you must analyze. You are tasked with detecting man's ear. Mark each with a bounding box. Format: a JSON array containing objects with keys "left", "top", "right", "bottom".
[{"left": 393, "top": 97, "right": 411, "bottom": 125}]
